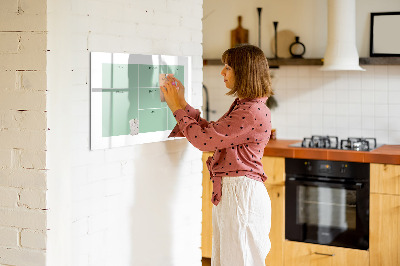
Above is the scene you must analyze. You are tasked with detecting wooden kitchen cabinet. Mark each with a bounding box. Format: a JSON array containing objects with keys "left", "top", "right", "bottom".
[
  {"left": 202, "top": 152, "right": 213, "bottom": 258},
  {"left": 370, "top": 163, "right": 400, "bottom": 195},
  {"left": 284, "top": 241, "right": 369, "bottom": 266},
  {"left": 201, "top": 154, "right": 286, "bottom": 266},
  {"left": 370, "top": 163, "right": 400, "bottom": 266},
  {"left": 262, "top": 156, "right": 285, "bottom": 266}
]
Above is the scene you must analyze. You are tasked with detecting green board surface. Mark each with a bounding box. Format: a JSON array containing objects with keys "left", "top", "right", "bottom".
[{"left": 101, "top": 63, "right": 182, "bottom": 137}]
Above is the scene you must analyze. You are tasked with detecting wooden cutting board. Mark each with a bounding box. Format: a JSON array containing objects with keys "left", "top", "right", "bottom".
[{"left": 231, "top": 16, "right": 249, "bottom": 48}]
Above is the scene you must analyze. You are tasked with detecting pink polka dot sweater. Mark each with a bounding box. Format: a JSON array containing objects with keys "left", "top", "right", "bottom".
[{"left": 169, "top": 97, "right": 272, "bottom": 206}]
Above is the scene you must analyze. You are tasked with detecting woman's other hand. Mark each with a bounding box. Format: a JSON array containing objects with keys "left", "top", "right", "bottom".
[
  {"left": 160, "top": 76, "right": 184, "bottom": 113},
  {"left": 172, "top": 77, "right": 187, "bottom": 109}
]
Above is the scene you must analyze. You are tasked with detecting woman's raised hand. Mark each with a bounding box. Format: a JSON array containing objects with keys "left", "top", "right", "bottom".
[{"left": 160, "top": 75, "right": 184, "bottom": 113}]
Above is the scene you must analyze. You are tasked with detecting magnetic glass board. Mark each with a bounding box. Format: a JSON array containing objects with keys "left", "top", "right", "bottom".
[{"left": 90, "top": 52, "right": 191, "bottom": 150}]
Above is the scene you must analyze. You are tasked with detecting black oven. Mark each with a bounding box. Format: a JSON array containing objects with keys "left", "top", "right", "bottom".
[{"left": 285, "top": 158, "right": 369, "bottom": 250}]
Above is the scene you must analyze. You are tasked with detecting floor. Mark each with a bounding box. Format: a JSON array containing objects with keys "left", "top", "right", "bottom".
[{"left": 202, "top": 257, "right": 211, "bottom": 266}]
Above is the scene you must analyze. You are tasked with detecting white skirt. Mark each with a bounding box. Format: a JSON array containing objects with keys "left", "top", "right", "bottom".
[{"left": 212, "top": 176, "right": 271, "bottom": 266}]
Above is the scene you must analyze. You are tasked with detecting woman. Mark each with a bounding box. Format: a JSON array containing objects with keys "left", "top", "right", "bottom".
[{"left": 161, "top": 44, "right": 273, "bottom": 266}]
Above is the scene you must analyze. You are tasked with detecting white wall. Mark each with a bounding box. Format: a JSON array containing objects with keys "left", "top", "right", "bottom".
[
  {"left": 203, "top": 0, "right": 400, "bottom": 145},
  {"left": 203, "top": 0, "right": 400, "bottom": 58},
  {"left": 47, "top": 0, "right": 203, "bottom": 266}
]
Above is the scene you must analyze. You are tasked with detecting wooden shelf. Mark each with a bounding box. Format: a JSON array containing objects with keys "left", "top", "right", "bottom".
[
  {"left": 359, "top": 57, "right": 400, "bottom": 65},
  {"left": 203, "top": 57, "right": 400, "bottom": 67}
]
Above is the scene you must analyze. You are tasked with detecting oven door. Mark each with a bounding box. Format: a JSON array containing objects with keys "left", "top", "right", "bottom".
[{"left": 285, "top": 177, "right": 369, "bottom": 250}]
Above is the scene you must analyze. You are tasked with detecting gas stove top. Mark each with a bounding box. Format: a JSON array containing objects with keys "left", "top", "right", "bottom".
[{"left": 289, "top": 135, "right": 382, "bottom": 151}]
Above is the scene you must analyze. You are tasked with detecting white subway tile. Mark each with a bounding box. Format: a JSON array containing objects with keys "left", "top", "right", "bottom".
[
  {"left": 361, "top": 90, "right": 375, "bottom": 104},
  {"left": 375, "top": 104, "right": 389, "bottom": 117},
  {"left": 388, "top": 117, "right": 400, "bottom": 131},
  {"left": 388, "top": 131, "right": 400, "bottom": 143},
  {"left": 374, "top": 90, "right": 388, "bottom": 104},
  {"left": 389, "top": 104, "right": 400, "bottom": 117},
  {"left": 374, "top": 130, "right": 389, "bottom": 144},
  {"left": 361, "top": 104, "right": 375, "bottom": 117},
  {"left": 374, "top": 77, "right": 388, "bottom": 91},
  {"left": 388, "top": 91, "right": 400, "bottom": 104}
]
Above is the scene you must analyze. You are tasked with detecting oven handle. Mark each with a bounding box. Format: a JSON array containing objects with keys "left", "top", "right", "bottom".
[
  {"left": 314, "top": 252, "right": 335, "bottom": 257},
  {"left": 286, "top": 177, "right": 364, "bottom": 189}
]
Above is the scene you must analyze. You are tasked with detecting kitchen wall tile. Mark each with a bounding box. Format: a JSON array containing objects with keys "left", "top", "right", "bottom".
[
  {"left": 336, "top": 90, "right": 349, "bottom": 103},
  {"left": 348, "top": 90, "right": 362, "bottom": 103},
  {"left": 361, "top": 104, "right": 375, "bottom": 117},
  {"left": 335, "top": 72, "right": 349, "bottom": 90},
  {"left": 374, "top": 77, "right": 388, "bottom": 91},
  {"left": 310, "top": 76, "right": 324, "bottom": 90},
  {"left": 387, "top": 65, "right": 400, "bottom": 76},
  {"left": 311, "top": 86, "right": 323, "bottom": 101},
  {"left": 388, "top": 91, "right": 400, "bottom": 104},
  {"left": 374, "top": 117, "right": 389, "bottom": 130},
  {"left": 285, "top": 66, "right": 298, "bottom": 77},
  {"left": 362, "top": 129, "right": 375, "bottom": 138},
  {"left": 336, "top": 128, "right": 349, "bottom": 140},
  {"left": 310, "top": 66, "right": 324, "bottom": 77},
  {"left": 361, "top": 90, "right": 374, "bottom": 103},
  {"left": 361, "top": 74, "right": 374, "bottom": 91},
  {"left": 311, "top": 127, "right": 325, "bottom": 136},
  {"left": 389, "top": 104, "right": 400, "bottom": 117},
  {"left": 374, "top": 65, "right": 388, "bottom": 77},
  {"left": 323, "top": 103, "right": 336, "bottom": 115},
  {"left": 298, "top": 67, "right": 311, "bottom": 78},
  {"left": 286, "top": 77, "right": 299, "bottom": 89},
  {"left": 349, "top": 116, "right": 362, "bottom": 129},
  {"left": 388, "top": 131, "right": 400, "bottom": 143},
  {"left": 362, "top": 116, "right": 375, "bottom": 130},
  {"left": 336, "top": 115, "right": 348, "bottom": 128},
  {"left": 336, "top": 103, "right": 349, "bottom": 116},
  {"left": 322, "top": 70, "right": 335, "bottom": 78},
  {"left": 204, "top": 65, "right": 400, "bottom": 144},
  {"left": 323, "top": 115, "right": 336, "bottom": 129},
  {"left": 388, "top": 117, "right": 400, "bottom": 131},
  {"left": 348, "top": 103, "right": 362, "bottom": 116},
  {"left": 349, "top": 128, "right": 362, "bottom": 137},
  {"left": 374, "top": 90, "right": 388, "bottom": 104},
  {"left": 374, "top": 130, "right": 389, "bottom": 144},
  {"left": 311, "top": 102, "right": 324, "bottom": 116},
  {"left": 323, "top": 86, "right": 336, "bottom": 103},
  {"left": 375, "top": 104, "right": 389, "bottom": 117},
  {"left": 298, "top": 77, "right": 311, "bottom": 89},
  {"left": 388, "top": 75, "right": 400, "bottom": 91}
]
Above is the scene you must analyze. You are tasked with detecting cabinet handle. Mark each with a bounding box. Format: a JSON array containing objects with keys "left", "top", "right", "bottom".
[{"left": 314, "top": 252, "right": 335, "bottom": 257}]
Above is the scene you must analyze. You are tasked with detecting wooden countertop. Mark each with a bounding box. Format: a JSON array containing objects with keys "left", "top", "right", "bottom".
[{"left": 263, "top": 139, "right": 400, "bottom": 165}]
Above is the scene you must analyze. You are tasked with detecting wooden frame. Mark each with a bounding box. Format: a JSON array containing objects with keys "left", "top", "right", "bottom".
[{"left": 370, "top": 12, "right": 400, "bottom": 57}]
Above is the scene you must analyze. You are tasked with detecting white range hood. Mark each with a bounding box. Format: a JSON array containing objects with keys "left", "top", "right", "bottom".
[{"left": 320, "top": 0, "right": 365, "bottom": 71}]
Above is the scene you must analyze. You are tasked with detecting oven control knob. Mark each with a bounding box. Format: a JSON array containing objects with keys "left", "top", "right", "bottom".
[
  {"left": 340, "top": 164, "right": 347, "bottom": 174},
  {"left": 304, "top": 161, "right": 312, "bottom": 171}
]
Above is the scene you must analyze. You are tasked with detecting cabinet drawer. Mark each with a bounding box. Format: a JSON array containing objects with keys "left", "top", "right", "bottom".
[{"left": 284, "top": 241, "right": 369, "bottom": 266}]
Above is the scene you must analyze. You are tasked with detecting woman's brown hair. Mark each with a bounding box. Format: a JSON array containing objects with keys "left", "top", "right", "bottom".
[{"left": 221, "top": 44, "right": 273, "bottom": 99}]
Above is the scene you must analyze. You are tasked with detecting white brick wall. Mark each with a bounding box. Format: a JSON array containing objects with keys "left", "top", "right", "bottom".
[
  {"left": 0, "top": 0, "right": 48, "bottom": 265},
  {"left": 47, "top": 1, "right": 203, "bottom": 266}
]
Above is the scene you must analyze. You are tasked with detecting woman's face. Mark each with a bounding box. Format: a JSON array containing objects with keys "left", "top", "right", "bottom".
[{"left": 220, "top": 64, "right": 235, "bottom": 89}]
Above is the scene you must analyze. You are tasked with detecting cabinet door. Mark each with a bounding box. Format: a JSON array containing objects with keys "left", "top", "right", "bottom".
[
  {"left": 370, "top": 163, "right": 400, "bottom": 195},
  {"left": 264, "top": 184, "right": 284, "bottom": 266},
  {"left": 202, "top": 152, "right": 213, "bottom": 258},
  {"left": 284, "top": 241, "right": 369, "bottom": 266},
  {"left": 370, "top": 193, "right": 400, "bottom": 266},
  {"left": 261, "top": 156, "right": 285, "bottom": 185}
]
